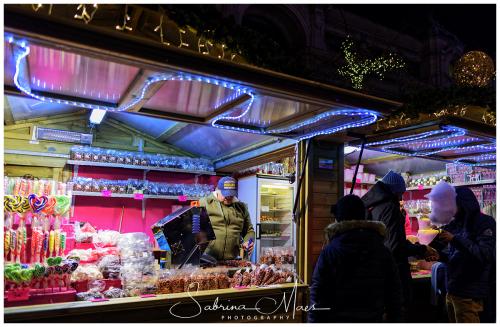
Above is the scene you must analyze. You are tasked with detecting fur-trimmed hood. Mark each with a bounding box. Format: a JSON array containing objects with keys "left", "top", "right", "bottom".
[{"left": 324, "top": 220, "right": 386, "bottom": 240}]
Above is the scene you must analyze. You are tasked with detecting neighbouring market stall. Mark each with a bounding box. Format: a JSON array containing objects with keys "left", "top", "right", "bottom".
[
  {"left": 3, "top": 4, "right": 401, "bottom": 323},
  {"left": 342, "top": 115, "right": 496, "bottom": 322}
]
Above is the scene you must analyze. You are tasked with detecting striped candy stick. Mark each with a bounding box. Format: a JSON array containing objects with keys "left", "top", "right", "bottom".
[{"left": 31, "top": 229, "right": 38, "bottom": 264}]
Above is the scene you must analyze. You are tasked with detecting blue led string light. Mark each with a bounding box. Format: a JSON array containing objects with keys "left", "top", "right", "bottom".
[
  {"left": 11, "top": 37, "right": 252, "bottom": 113},
  {"left": 454, "top": 153, "right": 496, "bottom": 167},
  {"left": 406, "top": 137, "right": 480, "bottom": 150},
  {"left": 366, "top": 126, "right": 467, "bottom": 156},
  {"left": 11, "top": 36, "right": 379, "bottom": 141}
]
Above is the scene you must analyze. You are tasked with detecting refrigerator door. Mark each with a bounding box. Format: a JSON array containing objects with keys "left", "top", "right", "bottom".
[{"left": 257, "top": 177, "right": 295, "bottom": 268}]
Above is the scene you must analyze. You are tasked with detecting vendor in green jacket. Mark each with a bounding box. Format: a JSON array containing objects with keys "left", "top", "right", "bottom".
[{"left": 199, "top": 176, "right": 255, "bottom": 260}]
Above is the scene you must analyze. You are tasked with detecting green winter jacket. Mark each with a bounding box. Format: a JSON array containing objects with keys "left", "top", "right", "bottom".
[{"left": 199, "top": 192, "right": 255, "bottom": 260}]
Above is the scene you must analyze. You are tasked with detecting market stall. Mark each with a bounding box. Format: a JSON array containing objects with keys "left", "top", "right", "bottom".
[
  {"left": 3, "top": 4, "right": 402, "bottom": 323},
  {"left": 343, "top": 114, "right": 496, "bottom": 322}
]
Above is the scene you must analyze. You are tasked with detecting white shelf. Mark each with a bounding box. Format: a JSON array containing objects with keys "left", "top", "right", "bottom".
[
  {"left": 261, "top": 208, "right": 291, "bottom": 212},
  {"left": 71, "top": 191, "right": 199, "bottom": 201},
  {"left": 260, "top": 194, "right": 291, "bottom": 198},
  {"left": 67, "top": 160, "right": 216, "bottom": 175},
  {"left": 407, "top": 179, "right": 495, "bottom": 191},
  {"left": 260, "top": 236, "right": 290, "bottom": 241}
]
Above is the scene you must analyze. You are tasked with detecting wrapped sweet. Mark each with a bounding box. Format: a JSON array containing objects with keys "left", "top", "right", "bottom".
[
  {"left": 207, "top": 273, "right": 218, "bottom": 290},
  {"left": 242, "top": 268, "right": 252, "bottom": 286},
  {"left": 256, "top": 264, "right": 267, "bottom": 285},
  {"left": 104, "top": 287, "right": 126, "bottom": 298},
  {"left": 217, "top": 273, "right": 230, "bottom": 289},
  {"left": 71, "top": 264, "right": 103, "bottom": 282},
  {"left": 93, "top": 230, "right": 121, "bottom": 247},
  {"left": 76, "top": 290, "right": 104, "bottom": 301},
  {"left": 171, "top": 275, "right": 185, "bottom": 293}
]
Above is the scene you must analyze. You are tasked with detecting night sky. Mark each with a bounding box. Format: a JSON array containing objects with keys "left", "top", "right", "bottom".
[{"left": 336, "top": 4, "right": 496, "bottom": 57}]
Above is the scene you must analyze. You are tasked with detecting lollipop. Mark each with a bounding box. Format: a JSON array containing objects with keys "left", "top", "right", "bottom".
[
  {"left": 12, "top": 196, "right": 24, "bottom": 213},
  {"left": 4, "top": 196, "right": 15, "bottom": 212},
  {"left": 20, "top": 197, "right": 31, "bottom": 213},
  {"left": 42, "top": 197, "right": 56, "bottom": 215},
  {"left": 54, "top": 230, "right": 61, "bottom": 257},
  {"left": 30, "top": 229, "right": 38, "bottom": 263},
  {"left": 49, "top": 230, "right": 55, "bottom": 258},
  {"left": 60, "top": 232, "right": 67, "bottom": 256},
  {"left": 41, "top": 231, "right": 49, "bottom": 262},
  {"left": 10, "top": 230, "right": 17, "bottom": 262},
  {"left": 4, "top": 230, "right": 11, "bottom": 261},
  {"left": 54, "top": 196, "right": 71, "bottom": 216},
  {"left": 28, "top": 194, "right": 48, "bottom": 213}
]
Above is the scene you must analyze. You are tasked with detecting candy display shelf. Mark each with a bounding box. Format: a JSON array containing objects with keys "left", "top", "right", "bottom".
[
  {"left": 67, "top": 160, "right": 216, "bottom": 175},
  {"left": 260, "top": 235, "right": 290, "bottom": 241},
  {"left": 71, "top": 191, "right": 199, "bottom": 201},
  {"left": 260, "top": 221, "right": 291, "bottom": 225},
  {"left": 406, "top": 179, "right": 495, "bottom": 191}
]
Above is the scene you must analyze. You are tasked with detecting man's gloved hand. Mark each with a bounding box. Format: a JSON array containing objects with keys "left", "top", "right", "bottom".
[
  {"left": 437, "top": 230, "right": 455, "bottom": 244},
  {"left": 424, "top": 245, "right": 439, "bottom": 261}
]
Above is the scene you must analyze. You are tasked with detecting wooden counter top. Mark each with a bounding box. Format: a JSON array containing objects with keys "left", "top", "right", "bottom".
[{"left": 5, "top": 283, "right": 309, "bottom": 323}]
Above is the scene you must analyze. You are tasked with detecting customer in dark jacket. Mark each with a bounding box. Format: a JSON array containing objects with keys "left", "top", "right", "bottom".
[
  {"left": 362, "top": 171, "right": 437, "bottom": 316},
  {"left": 309, "top": 195, "right": 403, "bottom": 323},
  {"left": 431, "top": 186, "right": 496, "bottom": 323}
]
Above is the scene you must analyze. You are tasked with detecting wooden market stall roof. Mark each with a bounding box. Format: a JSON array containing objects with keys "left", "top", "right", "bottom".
[{"left": 4, "top": 4, "right": 400, "bottom": 133}]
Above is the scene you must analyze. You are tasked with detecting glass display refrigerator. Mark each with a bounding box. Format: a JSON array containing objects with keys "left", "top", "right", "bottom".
[{"left": 237, "top": 175, "right": 295, "bottom": 266}]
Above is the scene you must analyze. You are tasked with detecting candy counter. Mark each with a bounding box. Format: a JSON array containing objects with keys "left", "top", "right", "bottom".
[{"left": 4, "top": 177, "right": 306, "bottom": 323}]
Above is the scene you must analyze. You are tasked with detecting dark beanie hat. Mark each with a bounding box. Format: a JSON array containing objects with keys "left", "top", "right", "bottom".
[{"left": 332, "top": 195, "right": 366, "bottom": 221}]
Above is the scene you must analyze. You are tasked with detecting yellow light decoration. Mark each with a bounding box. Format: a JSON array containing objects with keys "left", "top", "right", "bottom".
[
  {"left": 154, "top": 15, "right": 170, "bottom": 46},
  {"left": 116, "top": 4, "right": 133, "bottom": 31},
  {"left": 453, "top": 51, "right": 495, "bottom": 87},
  {"left": 74, "top": 4, "right": 98, "bottom": 24},
  {"left": 338, "top": 37, "right": 405, "bottom": 89},
  {"left": 177, "top": 28, "right": 189, "bottom": 48}
]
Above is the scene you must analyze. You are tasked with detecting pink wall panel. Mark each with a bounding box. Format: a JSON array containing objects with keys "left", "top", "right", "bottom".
[{"left": 71, "top": 166, "right": 220, "bottom": 242}]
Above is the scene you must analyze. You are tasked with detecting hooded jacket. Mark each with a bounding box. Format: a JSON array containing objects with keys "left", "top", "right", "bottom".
[
  {"left": 435, "top": 187, "right": 496, "bottom": 299},
  {"left": 199, "top": 192, "right": 255, "bottom": 260},
  {"left": 309, "top": 220, "right": 403, "bottom": 323},
  {"left": 362, "top": 182, "right": 427, "bottom": 264}
]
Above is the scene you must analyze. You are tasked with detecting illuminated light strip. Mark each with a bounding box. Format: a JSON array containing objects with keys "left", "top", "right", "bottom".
[
  {"left": 374, "top": 126, "right": 467, "bottom": 156},
  {"left": 454, "top": 153, "right": 497, "bottom": 167},
  {"left": 11, "top": 37, "right": 252, "bottom": 113},
  {"left": 12, "top": 37, "right": 379, "bottom": 141},
  {"left": 211, "top": 102, "right": 378, "bottom": 141},
  {"left": 406, "top": 137, "right": 481, "bottom": 150},
  {"left": 366, "top": 126, "right": 466, "bottom": 148},
  {"left": 452, "top": 144, "right": 496, "bottom": 153}
]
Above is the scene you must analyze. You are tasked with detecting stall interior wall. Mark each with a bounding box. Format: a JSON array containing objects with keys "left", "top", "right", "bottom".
[
  {"left": 72, "top": 166, "right": 219, "bottom": 240},
  {"left": 4, "top": 112, "right": 221, "bottom": 241},
  {"left": 306, "top": 140, "right": 343, "bottom": 283}
]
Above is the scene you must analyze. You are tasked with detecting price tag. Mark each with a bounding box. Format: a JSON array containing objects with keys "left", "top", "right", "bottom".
[
  {"left": 134, "top": 193, "right": 144, "bottom": 200},
  {"left": 91, "top": 298, "right": 109, "bottom": 302},
  {"left": 418, "top": 185, "right": 424, "bottom": 190},
  {"left": 178, "top": 195, "right": 188, "bottom": 202},
  {"left": 261, "top": 206, "right": 270, "bottom": 212},
  {"left": 140, "top": 294, "right": 157, "bottom": 298},
  {"left": 101, "top": 190, "right": 112, "bottom": 197}
]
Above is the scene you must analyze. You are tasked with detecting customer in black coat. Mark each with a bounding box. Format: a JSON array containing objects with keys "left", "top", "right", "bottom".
[
  {"left": 430, "top": 186, "right": 496, "bottom": 323},
  {"left": 308, "top": 195, "right": 403, "bottom": 323},
  {"left": 361, "top": 171, "right": 437, "bottom": 316}
]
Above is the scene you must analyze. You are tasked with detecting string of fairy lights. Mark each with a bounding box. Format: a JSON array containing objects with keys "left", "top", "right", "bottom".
[{"left": 338, "top": 37, "right": 405, "bottom": 90}]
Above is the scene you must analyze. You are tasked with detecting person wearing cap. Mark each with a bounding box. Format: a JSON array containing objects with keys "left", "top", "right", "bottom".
[
  {"left": 199, "top": 176, "right": 255, "bottom": 261},
  {"left": 427, "top": 182, "right": 496, "bottom": 323},
  {"left": 309, "top": 195, "right": 403, "bottom": 323},
  {"left": 362, "top": 170, "right": 438, "bottom": 319}
]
